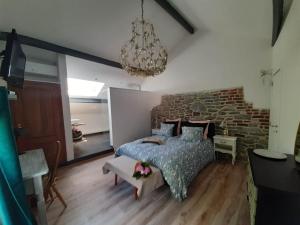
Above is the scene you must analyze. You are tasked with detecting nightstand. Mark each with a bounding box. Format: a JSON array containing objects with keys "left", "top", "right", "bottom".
[{"left": 213, "top": 135, "right": 237, "bottom": 165}]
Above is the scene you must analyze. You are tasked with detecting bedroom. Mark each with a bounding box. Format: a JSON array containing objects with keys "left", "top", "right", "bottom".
[{"left": 0, "top": 0, "right": 300, "bottom": 225}]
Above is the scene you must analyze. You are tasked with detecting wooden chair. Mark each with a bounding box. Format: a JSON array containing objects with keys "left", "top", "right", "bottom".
[{"left": 44, "top": 141, "right": 67, "bottom": 208}]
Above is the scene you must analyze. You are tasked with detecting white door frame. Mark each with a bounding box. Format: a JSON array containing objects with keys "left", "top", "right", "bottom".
[{"left": 268, "top": 70, "right": 282, "bottom": 152}]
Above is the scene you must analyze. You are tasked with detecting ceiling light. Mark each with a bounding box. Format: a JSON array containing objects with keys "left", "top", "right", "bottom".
[{"left": 120, "top": 0, "right": 168, "bottom": 77}]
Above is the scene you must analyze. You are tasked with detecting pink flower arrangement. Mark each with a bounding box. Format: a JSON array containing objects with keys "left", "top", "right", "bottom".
[{"left": 133, "top": 161, "right": 152, "bottom": 179}]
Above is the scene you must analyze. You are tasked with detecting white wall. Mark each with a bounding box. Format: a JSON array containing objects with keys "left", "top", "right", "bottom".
[
  {"left": 108, "top": 87, "right": 161, "bottom": 149},
  {"left": 141, "top": 0, "right": 273, "bottom": 109},
  {"left": 58, "top": 54, "right": 74, "bottom": 161},
  {"left": 271, "top": 1, "right": 300, "bottom": 154},
  {"left": 70, "top": 103, "right": 109, "bottom": 135},
  {"left": 142, "top": 33, "right": 272, "bottom": 109}
]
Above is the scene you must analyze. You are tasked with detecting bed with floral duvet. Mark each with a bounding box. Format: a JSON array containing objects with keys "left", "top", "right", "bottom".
[{"left": 115, "top": 134, "right": 215, "bottom": 201}]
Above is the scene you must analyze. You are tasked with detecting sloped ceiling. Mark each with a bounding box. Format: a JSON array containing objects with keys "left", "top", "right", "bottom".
[
  {"left": 172, "top": 0, "right": 271, "bottom": 38},
  {"left": 0, "top": 0, "right": 272, "bottom": 63},
  {"left": 0, "top": 0, "right": 187, "bottom": 62},
  {"left": 66, "top": 55, "right": 144, "bottom": 99},
  {"left": 283, "top": 0, "right": 294, "bottom": 21}
]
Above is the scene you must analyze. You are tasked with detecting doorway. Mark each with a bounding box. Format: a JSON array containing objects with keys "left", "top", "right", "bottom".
[
  {"left": 66, "top": 78, "right": 112, "bottom": 159},
  {"left": 64, "top": 55, "right": 143, "bottom": 160}
]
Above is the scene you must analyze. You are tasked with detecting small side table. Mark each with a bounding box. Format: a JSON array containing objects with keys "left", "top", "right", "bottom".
[
  {"left": 19, "top": 149, "right": 49, "bottom": 225},
  {"left": 213, "top": 135, "right": 237, "bottom": 165}
]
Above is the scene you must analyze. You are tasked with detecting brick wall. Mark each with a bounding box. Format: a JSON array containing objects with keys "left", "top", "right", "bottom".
[{"left": 151, "top": 87, "right": 270, "bottom": 159}]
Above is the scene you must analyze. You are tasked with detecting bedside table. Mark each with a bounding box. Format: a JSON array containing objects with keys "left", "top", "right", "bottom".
[{"left": 213, "top": 135, "right": 237, "bottom": 165}]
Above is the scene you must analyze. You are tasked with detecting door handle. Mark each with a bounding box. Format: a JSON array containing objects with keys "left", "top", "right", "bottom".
[{"left": 14, "top": 125, "right": 26, "bottom": 138}]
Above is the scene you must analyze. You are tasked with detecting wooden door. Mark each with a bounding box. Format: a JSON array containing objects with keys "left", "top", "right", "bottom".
[{"left": 9, "top": 81, "right": 67, "bottom": 164}]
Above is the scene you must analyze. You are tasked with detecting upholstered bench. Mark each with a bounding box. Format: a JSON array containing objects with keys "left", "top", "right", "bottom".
[{"left": 102, "top": 156, "right": 164, "bottom": 200}]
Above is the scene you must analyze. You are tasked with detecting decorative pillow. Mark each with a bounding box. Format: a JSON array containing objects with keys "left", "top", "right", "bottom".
[
  {"left": 181, "top": 127, "right": 204, "bottom": 142},
  {"left": 152, "top": 129, "right": 161, "bottom": 136},
  {"left": 165, "top": 118, "right": 182, "bottom": 136},
  {"left": 160, "top": 123, "right": 175, "bottom": 137},
  {"left": 189, "top": 120, "right": 210, "bottom": 140}
]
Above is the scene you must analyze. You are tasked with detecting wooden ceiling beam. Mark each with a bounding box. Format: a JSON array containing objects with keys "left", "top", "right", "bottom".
[
  {"left": 0, "top": 31, "right": 122, "bottom": 69},
  {"left": 272, "top": 0, "right": 283, "bottom": 46},
  {"left": 153, "top": 0, "right": 195, "bottom": 34}
]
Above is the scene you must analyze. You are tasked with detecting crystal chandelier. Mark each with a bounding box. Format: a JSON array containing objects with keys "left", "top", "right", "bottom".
[{"left": 121, "top": 0, "right": 168, "bottom": 77}]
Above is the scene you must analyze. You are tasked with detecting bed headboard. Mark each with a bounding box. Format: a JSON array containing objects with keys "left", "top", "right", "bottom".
[{"left": 206, "top": 123, "right": 215, "bottom": 140}]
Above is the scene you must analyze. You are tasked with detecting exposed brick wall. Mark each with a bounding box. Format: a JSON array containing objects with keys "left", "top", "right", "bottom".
[{"left": 151, "top": 87, "right": 270, "bottom": 159}]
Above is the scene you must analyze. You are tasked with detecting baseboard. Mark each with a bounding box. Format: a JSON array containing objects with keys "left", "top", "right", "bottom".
[
  {"left": 60, "top": 148, "right": 114, "bottom": 167},
  {"left": 83, "top": 130, "right": 110, "bottom": 136}
]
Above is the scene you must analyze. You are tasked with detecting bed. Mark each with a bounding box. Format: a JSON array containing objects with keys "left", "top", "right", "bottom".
[{"left": 115, "top": 122, "right": 215, "bottom": 201}]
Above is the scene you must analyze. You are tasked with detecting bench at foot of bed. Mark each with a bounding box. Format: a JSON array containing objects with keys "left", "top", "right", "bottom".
[{"left": 102, "top": 155, "right": 164, "bottom": 200}]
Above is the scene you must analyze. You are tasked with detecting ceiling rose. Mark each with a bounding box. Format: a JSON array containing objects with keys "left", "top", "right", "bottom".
[{"left": 120, "top": 0, "right": 168, "bottom": 77}]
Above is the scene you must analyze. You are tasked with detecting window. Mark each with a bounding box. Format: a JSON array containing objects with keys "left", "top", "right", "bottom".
[{"left": 67, "top": 78, "right": 104, "bottom": 98}]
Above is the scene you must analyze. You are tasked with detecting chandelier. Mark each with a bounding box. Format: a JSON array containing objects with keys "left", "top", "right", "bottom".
[{"left": 120, "top": 0, "right": 168, "bottom": 77}]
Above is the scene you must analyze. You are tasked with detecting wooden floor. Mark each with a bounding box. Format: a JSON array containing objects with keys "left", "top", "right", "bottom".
[
  {"left": 73, "top": 132, "right": 111, "bottom": 159},
  {"left": 46, "top": 154, "right": 250, "bottom": 225}
]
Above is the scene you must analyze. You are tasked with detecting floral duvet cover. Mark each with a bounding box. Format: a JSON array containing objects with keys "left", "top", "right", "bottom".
[{"left": 116, "top": 135, "right": 214, "bottom": 201}]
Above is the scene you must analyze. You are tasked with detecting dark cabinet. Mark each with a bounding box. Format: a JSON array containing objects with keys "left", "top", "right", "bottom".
[{"left": 247, "top": 150, "right": 300, "bottom": 225}]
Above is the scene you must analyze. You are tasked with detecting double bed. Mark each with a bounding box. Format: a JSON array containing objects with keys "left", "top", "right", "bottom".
[{"left": 116, "top": 122, "right": 215, "bottom": 201}]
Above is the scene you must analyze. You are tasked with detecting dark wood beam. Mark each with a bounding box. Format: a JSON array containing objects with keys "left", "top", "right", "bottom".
[
  {"left": 272, "top": 0, "right": 283, "bottom": 46},
  {"left": 0, "top": 31, "right": 122, "bottom": 69},
  {"left": 154, "top": 0, "right": 194, "bottom": 34}
]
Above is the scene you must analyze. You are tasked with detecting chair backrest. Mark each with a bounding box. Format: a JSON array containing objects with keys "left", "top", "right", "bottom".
[{"left": 47, "top": 141, "right": 61, "bottom": 186}]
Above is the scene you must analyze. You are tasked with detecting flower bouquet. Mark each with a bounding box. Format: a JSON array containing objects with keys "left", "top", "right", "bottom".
[{"left": 133, "top": 161, "right": 152, "bottom": 179}]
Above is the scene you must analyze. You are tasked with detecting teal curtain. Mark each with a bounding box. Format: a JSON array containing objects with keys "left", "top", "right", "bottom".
[{"left": 0, "top": 87, "right": 36, "bottom": 225}]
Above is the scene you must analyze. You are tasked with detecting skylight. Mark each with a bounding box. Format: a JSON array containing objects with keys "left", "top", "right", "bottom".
[{"left": 67, "top": 78, "right": 104, "bottom": 98}]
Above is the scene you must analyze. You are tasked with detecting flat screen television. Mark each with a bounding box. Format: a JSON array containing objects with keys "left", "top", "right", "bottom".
[{"left": 0, "top": 29, "right": 26, "bottom": 88}]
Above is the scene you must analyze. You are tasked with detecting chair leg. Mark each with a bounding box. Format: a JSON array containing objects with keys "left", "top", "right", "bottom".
[
  {"left": 115, "top": 174, "right": 118, "bottom": 186},
  {"left": 44, "top": 184, "right": 50, "bottom": 202},
  {"left": 51, "top": 185, "right": 67, "bottom": 208},
  {"left": 49, "top": 188, "right": 54, "bottom": 202},
  {"left": 46, "top": 189, "right": 55, "bottom": 209}
]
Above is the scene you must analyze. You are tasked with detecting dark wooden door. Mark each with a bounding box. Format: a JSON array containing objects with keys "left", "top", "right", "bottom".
[{"left": 9, "top": 81, "right": 67, "bottom": 164}]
